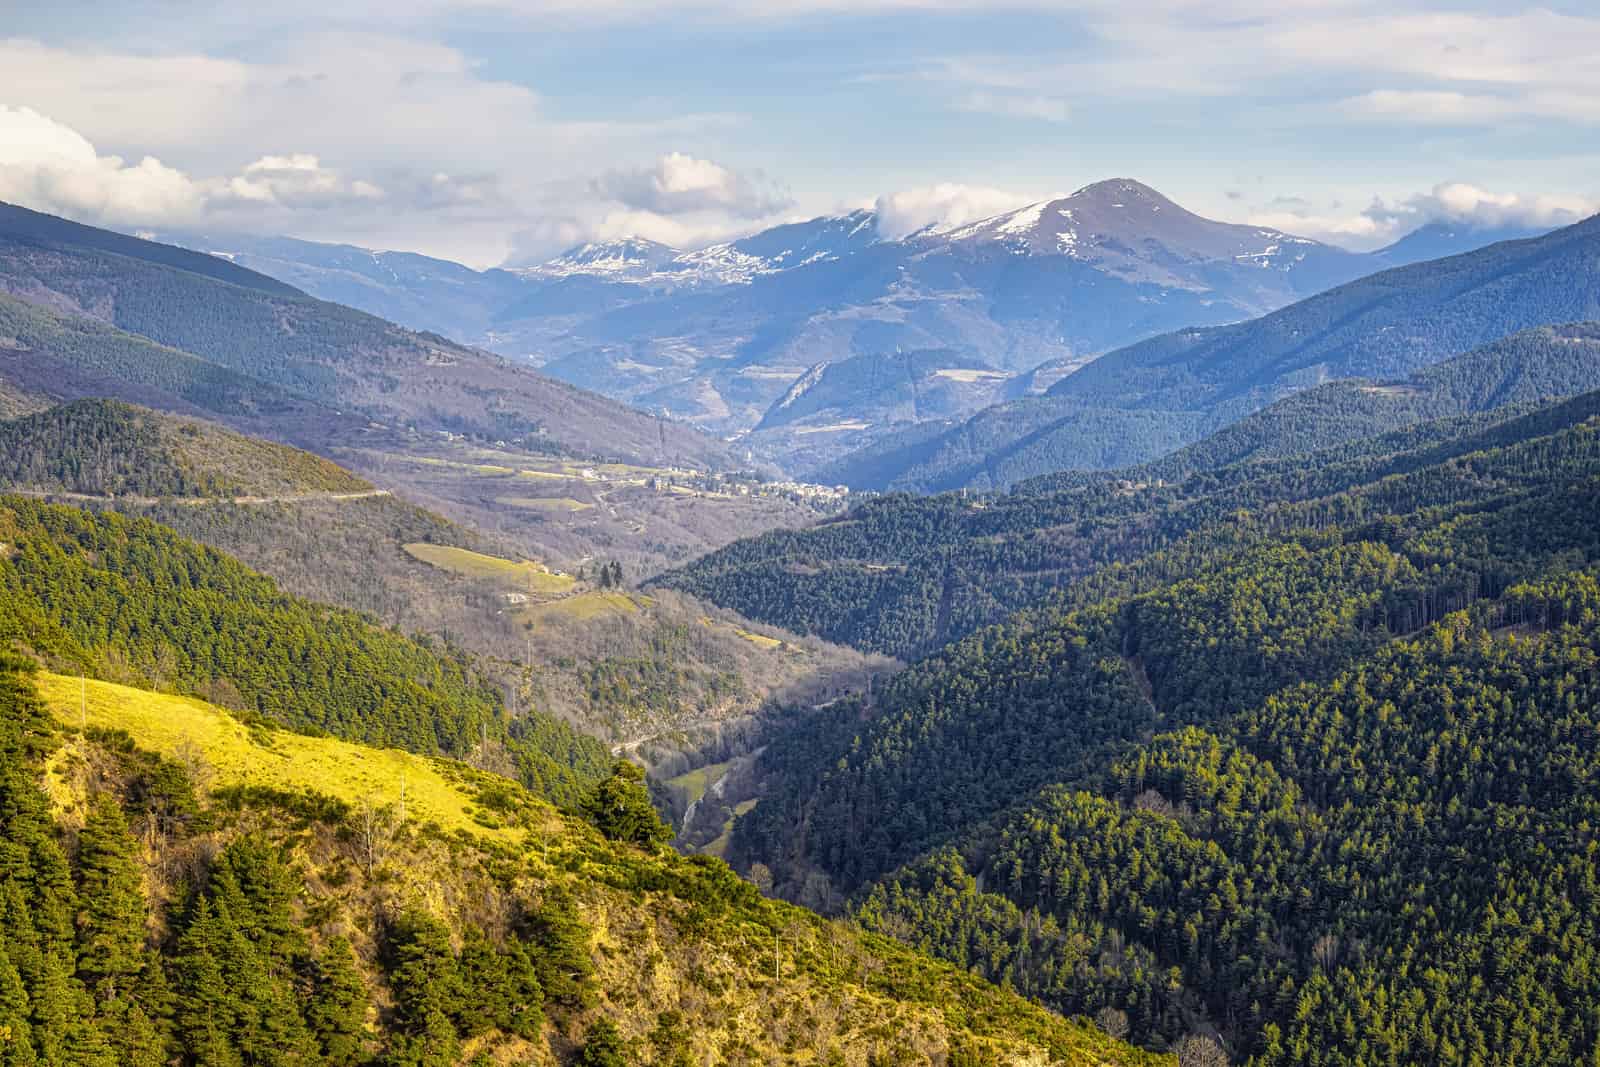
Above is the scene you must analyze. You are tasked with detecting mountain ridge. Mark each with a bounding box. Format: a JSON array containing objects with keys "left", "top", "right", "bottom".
[
  {"left": 130, "top": 181, "right": 1549, "bottom": 472},
  {"left": 0, "top": 199, "right": 737, "bottom": 471},
  {"left": 818, "top": 212, "right": 1600, "bottom": 492}
]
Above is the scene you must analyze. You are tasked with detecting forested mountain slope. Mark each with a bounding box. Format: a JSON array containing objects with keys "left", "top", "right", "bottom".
[
  {"left": 0, "top": 402, "right": 890, "bottom": 835},
  {"left": 0, "top": 398, "right": 370, "bottom": 497},
  {"left": 658, "top": 339, "right": 1600, "bottom": 660},
  {"left": 0, "top": 290, "right": 333, "bottom": 431},
  {"left": 0, "top": 494, "right": 611, "bottom": 806},
  {"left": 820, "top": 216, "right": 1600, "bottom": 492},
  {"left": 720, "top": 388, "right": 1600, "bottom": 1063},
  {"left": 0, "top": 200, "right": 303, "bottom": 297},
  {"left": 0, "top": 200, "right": 734, "bottom": 469},
  {"left": 1023, "top": 320, "right": 1600, "bottom": 491},
  {"left": 1053, "top": 214, "right": 1600, "bottom": 416},
  {"left": 856, "top": 577, "right": 1600, "bottom": 1065},
  {"left": 0, "top": 655, "right": 1159, "bottom": 1066}
]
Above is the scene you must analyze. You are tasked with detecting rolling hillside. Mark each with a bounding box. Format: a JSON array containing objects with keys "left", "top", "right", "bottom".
[
  {"left": 0, "top": 398, "right": 370, "bottom": 497},
  {"left": 0, "top": 402, "right": 890, "bottom": 828},
  {"left": 0, "top": 657, "right": 1162, "bottom": 1066},
  {"left": 0, "top": 492, "right": 612, "bottom": 806},
  {"left": 0, "top": 495, "right": 1159, "bottom": 1065}
]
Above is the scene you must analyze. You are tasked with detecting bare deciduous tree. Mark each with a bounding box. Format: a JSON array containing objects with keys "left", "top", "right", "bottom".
[
  {"left": 354, "top": 795, "right": 398, "bottom": 874},
  {"left": 1176, "top": 1033, "right": 1229, "bottom": 1067},
  {"left": 1095, "top": 1006, "right": 1131, "bottom": 1040}
]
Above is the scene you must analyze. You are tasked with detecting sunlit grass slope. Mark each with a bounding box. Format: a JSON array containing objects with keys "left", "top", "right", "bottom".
[
  {"left": 518, "top": 590, "right": 641, "bottom": 624},
  {"left": 30, "top": 671, "right": 1167, "bottom": 1065},
  {"left": 37, "top": 672, "right": 530, "bottom": 844},
  {"left": 403, "top": 541, "right": 576, "bottom": 594}
]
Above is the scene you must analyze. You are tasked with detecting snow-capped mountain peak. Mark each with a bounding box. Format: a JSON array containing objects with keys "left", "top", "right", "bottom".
[
  {"left": 928, "top": 177, "right": 1338, "bottom": 282},
  {"left": 519, "top": 237, "right": 684, "bottom": 280}
]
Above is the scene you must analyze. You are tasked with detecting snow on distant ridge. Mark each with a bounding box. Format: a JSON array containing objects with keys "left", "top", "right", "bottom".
[{"left": 518, "top": 209, "right": 886, "bottom": 288}]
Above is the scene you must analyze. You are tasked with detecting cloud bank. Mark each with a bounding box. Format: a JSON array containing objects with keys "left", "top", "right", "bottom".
[
  {"left": 0, "top": 104, "right": 495, "bottom": 236},
  {"left": 1250, "top": 181, "right": 1598, "bottom": 249},
  {"left": 874, "top": 183, "right": 1039, "bottom": 239},
  {"left": 593, "top": 152, "right": 791, "bottom": 219}
]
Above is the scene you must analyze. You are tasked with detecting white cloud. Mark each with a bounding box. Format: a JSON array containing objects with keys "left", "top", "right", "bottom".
[
  {"left": 218, "top": 154, "right": 387, "bottom": 209},
  {"left": 0, "top": 35, "right": 759, "bottom": 266},
  {"left": 904, "top": 6, "right": 1600, "bottom": 126},
  {"left": 501, "top": 206, "right": 757, "bottom": 265},
  {"left": 1344, "top": 90, "right": 1516, "bottom": 124},
  {"left": 593, "top": 152, "right": 791, "bottom": 218},
  {"left": 0, "top": 105, "right": 452, "bottom": 234},
  {"left": 874, "top": 182, "right": 1037, "bottom": 239},
  {"left": 1246, "top": 209, "right": 1385, "bottom": 245},
  {"left": 1345, "top": 88, "right": 1600, "bottom": 126},
  {"left": 1249, "top": 181, "right": 1598, "bottom": 250},
  {"left": 1369, "top": 182, "right": 1596, "bottom": 232},
  {"left": 956, "top": 91, "right": 1070, "bottom": 123},
  {"left": 0, "top": 106, "right": 200, "bottom": 226}
]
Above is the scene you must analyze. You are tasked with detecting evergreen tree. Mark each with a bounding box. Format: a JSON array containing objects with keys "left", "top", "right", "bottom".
[
  {"left": 576, "top": 1019, "right": 628, "bottom": 1067},
  {"left": 581, "top": 761, "right": 672, "bottom": 849},
  {"left": 0, "top": 944, "right": 38, "bottom": 1067},
  {"left": 74, "top": 793, "right": 147, "bottom": 1004},
  {"left": 381, "top": 908, "right": 461, "bottom": 1067},
  {"left": 300, "top": 937, "right": 370, "bottom": 1067},
  {"left": 172, "top": 897, "right": 241, "bottom": 1067}
]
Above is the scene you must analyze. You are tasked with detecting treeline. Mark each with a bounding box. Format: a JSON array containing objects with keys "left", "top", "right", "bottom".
[{"left": 0, "top": 496, "right": 610, "bottom": 807}]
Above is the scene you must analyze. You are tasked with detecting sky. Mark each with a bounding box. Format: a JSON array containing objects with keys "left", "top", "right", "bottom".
[{"left": 2, "top": 0, "right": 1598, "bottom": 268}]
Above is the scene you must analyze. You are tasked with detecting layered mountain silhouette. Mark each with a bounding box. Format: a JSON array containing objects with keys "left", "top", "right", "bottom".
[{"left": 151, "top": 180, "right": 1546, "bottom": 471}]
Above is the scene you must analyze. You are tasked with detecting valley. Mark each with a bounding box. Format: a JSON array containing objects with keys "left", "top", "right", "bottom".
[{"left": 0, "top": 127, "right": 1596, "bottom": 1066}]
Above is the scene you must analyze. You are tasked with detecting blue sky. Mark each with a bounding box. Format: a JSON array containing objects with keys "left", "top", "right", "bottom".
[{"left": 2, "top": 1, "right": 1597, "bottom": 266}]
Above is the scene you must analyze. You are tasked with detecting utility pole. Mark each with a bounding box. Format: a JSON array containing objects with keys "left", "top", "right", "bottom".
[
  {"left": 398, "top": 771, "right": 407, "bottom": 824},
  {"left": 79, "top": 674, "right": 87, "bottom": 737}
]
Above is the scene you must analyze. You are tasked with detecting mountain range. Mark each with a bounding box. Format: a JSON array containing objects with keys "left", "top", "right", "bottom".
[
  {"left": 7, "top": 154, "right": 1600, "bottom": 1067},
  {"left": 153, "top": 180, "right": 1546, "bottom": 472},
  {"left": 819, "top": 212, "right": 1600, "bottom": 492}
]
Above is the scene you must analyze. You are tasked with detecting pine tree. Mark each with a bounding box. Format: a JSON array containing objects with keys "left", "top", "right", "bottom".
[
  {"left": 580, "top": 761, "right": 672, "bottom": 849},
  {"left": 381, "top": 908, "right": 461, "bottom": 1067},
  {"left": 0, "top": 944, "right": 38, "bottom": 1067},
  {"left": 301, "top": 937, "right": 369, "bottom": 1066},
  {"left": 576, "top": 1019, "right": 628, "bottom": 1067},
  {"left": 173, "top": 896, "right": 242, "bottom": 1067},
  {"left": 74, "top": 793, "right": 147, "bottom": 1004}
]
